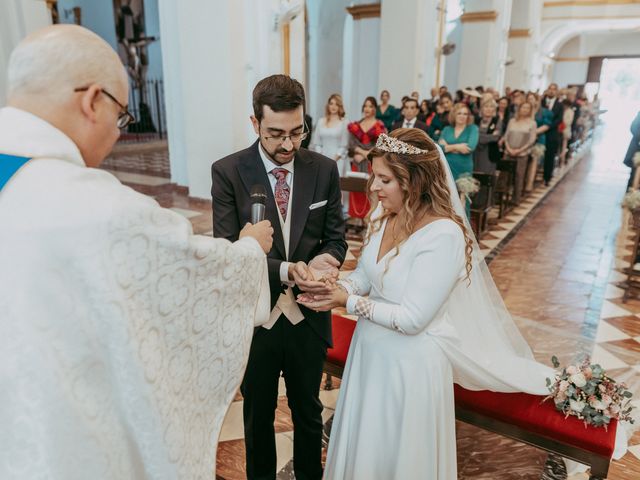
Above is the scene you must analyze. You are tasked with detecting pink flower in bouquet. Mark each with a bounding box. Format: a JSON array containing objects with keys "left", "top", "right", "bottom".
[
  {"left": 559, "top": 380, "right": 570, "bottom": 392},
  {"left": 589, "top": 398, "right": 606, "bottom": 410},
  {"left": 569, "top": 373, "right": 587, "bottom": 388},
  {"left": 556, "top": 391, "right": 567, "bottom": 402},
  {"left": 599, "top": 384, "right": 606, "bottom": 392},
  {"left": 567, "top": 365, "right": 579, "bottom": 375},
  {"left": 583, "top": 366, "right": 593, "bottom": 379},
  {"left": 602, "top": 394, "right": 612, "bottom": 407},
  {"left": 604, "top": 409, "right": 612, "bottom": 417}
]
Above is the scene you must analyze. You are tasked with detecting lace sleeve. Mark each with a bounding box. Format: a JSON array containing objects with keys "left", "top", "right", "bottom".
[{"left": 346, "top": 295, "right": 375, "bottom": 321}]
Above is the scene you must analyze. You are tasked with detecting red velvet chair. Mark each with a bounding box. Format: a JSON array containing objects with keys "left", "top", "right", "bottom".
[{"left": 325, "top": 313, "right": 617, "bottom": 480}]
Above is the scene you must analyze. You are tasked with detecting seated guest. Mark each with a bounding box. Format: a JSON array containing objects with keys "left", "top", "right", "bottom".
[
  {"left": 560, "top": 98, "right": 575, "bottom": 166},
  {"left": 394, "top": 95, "right": 410, "bottom": 122},
  {"left": 509, "top": 90, "right": 524, "bottom": 116},
  {"left": 428, "top": 87, "right": 439, "bottom": 111},
  {"left": 429, "top": 92, "right": 453, "bottom": 141},
  {"left": 500, "top": 100, "right": 537, "bottom": 205},
  {"left": 310, "top": 94, "right": 350, "bottom": 177},
  {"left": 624, "top": 110, "right": 640, "bottom": 188},
  {"left": 418, "top": 99, "right": 430, "bottom": 123},
  {"left": 391, "top": 98, "right": 429, "bottom": 134},
  {"left": 347, "top": 96, "right": 386, "bottom": 219},
  {"left": 526, "top": 92, "right": 552, "bottom": 192},
  {"left": 474, "top": 100, "right": 501, "bottom": 175},
  {"left": 311, "top": 93, "right": 350, "bottom": 212},
  {"left": 497, "top": 96, "right": 511, "bottom": 135},
  {"left": 376, "top": 89, "right": 398, "bottom": 131}
]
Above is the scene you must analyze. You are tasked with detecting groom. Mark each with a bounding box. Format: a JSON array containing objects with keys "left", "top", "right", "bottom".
[{"left": 211, "top": 74, "right": 347, "bottom": 480}]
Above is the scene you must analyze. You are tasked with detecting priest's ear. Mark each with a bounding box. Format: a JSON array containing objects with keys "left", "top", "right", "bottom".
[{"left": 77, "top": 84, "right": 103, "bottom": 123}]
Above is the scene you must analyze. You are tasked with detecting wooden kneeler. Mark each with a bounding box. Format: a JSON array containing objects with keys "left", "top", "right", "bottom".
[{"left": 325, "top": 313, "right": 617, "bottom": 479}]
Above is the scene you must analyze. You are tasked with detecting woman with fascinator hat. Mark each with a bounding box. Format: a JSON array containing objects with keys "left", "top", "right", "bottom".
[{"left": 298, "top": 129, "right": 628, "bottom": 478}]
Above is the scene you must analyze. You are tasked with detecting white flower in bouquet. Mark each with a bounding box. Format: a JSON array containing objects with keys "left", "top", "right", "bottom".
[
  {"left": 589, "top": 398, "right": 606, "bottom": 410},
  {"left": 622, "top": 190, "right": 640, "bottom": 211},
  {"left": 566, "top": 365, "right": 579, "bottom": 375},
  {"left": 455, "top": 175, "right": 480, "bottom": 196},
  {"left": 569, "top": 372, "right": 587, "bottom": 388},
  {"left": 570, "top": 399, "right": 586, "bottom": 413}
]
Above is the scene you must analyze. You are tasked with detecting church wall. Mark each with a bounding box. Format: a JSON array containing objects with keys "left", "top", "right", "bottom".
[
  {"left": 306, "top": 0, "right": 350, "bottom": 121},
  {"left": 552, "top": 31, "right": 640, "bottom": 86},
  {"left": 56, "top": 0, "right": 118, "bottom": 51}
]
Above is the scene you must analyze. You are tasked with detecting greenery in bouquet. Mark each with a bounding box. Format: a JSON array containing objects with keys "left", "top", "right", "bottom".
[
  {"left": 455, "top": 175, "right": 480, "bottom": 196},
  {"left": 545, "top": 355, "right": 634, "bottom": 429},
  {"left": 622, "top": 190, "right": 640, "bottom": 211}
]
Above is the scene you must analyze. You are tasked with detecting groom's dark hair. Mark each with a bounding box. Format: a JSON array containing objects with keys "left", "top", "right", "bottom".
[{"left": 253, "top": 74, "right": 306, "bottom": 122}]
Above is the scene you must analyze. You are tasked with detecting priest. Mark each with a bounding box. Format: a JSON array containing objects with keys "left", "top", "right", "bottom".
[{"left": 0, "top": 25, "right": 273, "bottom": 479}]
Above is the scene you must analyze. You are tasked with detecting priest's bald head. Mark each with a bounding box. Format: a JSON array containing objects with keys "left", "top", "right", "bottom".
[{"left": 7, "top": 25, "right": 129, "bottom": 167}]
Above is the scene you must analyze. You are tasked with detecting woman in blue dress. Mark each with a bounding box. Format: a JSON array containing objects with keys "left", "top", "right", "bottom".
[
  {"left": 438, "top": 103, "right": 479, "bottom": 179},
  {"left": 439, "top": 103, "right": 479, "bottom": 216}
]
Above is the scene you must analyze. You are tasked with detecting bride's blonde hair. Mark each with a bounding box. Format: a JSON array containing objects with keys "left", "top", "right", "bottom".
[{"left": 364, "top": 128, "right": 473, "bottom": 280}]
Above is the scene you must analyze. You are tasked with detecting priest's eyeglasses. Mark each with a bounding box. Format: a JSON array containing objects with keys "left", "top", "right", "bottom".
[
  {"left": 261, "top": 122, "right": 309, "bottom": 145},
  {"left": 74, "top": 87, "right": 136, "bottom": 129}
]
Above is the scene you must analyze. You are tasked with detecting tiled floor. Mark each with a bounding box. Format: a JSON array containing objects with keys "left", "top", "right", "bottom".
[{"left": 101, "top": 123, "right": 640, "bottom": 479}]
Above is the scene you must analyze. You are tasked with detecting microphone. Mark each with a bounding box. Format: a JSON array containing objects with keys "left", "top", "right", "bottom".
[{"left": 250, "top": 184, "right": 267, "bottom": 224}]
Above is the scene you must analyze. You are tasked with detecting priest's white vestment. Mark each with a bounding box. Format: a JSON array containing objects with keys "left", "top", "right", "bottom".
[{"left": 0, "top": 107, "right": 270, "bottom": 479}]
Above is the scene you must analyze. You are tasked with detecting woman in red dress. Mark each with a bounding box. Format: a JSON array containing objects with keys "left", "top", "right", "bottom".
[{"left": 347, "top": 96, "right": 387, "bottom": 219}]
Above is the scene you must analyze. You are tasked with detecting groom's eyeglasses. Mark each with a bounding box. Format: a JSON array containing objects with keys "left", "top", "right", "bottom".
[
  {"left": 261, "top": 122, "right": 310, "bottom": 145},
  {"left": 74, "top": 87, "right": 136, "bottom": 129}
]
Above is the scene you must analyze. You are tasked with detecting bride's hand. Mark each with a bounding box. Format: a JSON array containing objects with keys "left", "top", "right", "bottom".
[{"left": 297, "top": 285, "right": 349, "bottom": 312}]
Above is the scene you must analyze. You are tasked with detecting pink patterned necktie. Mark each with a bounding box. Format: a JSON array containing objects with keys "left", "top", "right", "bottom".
[{"left": 271, "top": 168, "right": 290, "bottom": 221}]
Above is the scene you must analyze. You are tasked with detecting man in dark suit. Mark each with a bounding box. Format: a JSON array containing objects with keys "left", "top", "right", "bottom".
[
  {"left": 211, "top": 74, "right": 347, "bottom": 480},
  {"left": 542, "top": 83, "right": 563, "bottom": 185},
  {"left": 390, "top": 98, "right": 429, "bottom": 133}
]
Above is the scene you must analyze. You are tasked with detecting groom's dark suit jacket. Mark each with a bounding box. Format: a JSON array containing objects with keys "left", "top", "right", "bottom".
[{"left": 211, "top": 141, "right": 347, "bottom": 346}]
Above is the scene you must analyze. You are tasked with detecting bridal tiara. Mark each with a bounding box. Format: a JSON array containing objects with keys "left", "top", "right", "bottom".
[{"left": 375, "top": 133, "right": 431, "bottom": 155}]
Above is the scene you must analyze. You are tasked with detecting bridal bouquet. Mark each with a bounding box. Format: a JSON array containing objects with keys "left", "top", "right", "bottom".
[{"left": 545, "top": 356, "right": 634, "bottom": 429}]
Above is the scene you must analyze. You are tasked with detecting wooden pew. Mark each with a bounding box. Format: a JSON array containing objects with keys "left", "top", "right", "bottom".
[
  {"left": 470, "top": 172, "right": 498, "bottom": 238},
  {"left": 325, "top": 313, "right": 618, "bottom": 480}
]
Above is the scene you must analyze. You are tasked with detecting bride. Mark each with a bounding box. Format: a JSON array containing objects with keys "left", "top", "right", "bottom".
[{"left": 297, "top": 129, "right": 627, "bottom": 479}]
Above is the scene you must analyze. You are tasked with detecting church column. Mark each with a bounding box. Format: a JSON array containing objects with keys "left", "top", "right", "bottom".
[
  {"left": 0, "top": 0, "right": 51, "bottom": 106},
  {"left": 158, "top": 0, "right": 287, "bottom": 199},
  {"left": 378, "top": 0, "right": 440, "bottom": 104},
  {"left": 342, "top": 2, "right": 381, "bottom": 122},
  {"left": 457, "top": 0, "right": 512, "bottom": 92},
  {"left": 504, "top": 0, "right": 543, "bottom": 91}
]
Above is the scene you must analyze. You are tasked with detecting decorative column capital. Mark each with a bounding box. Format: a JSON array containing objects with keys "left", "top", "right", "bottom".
[
  {"left": 346, "top": 3, "right": 381, "bottom": 20},
  {"left": 460, "top": 10, "right": 498, "bottom": 23}
]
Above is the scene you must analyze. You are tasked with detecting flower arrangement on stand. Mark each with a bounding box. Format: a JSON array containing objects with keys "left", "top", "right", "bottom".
[{"left": 545, "top": 356, "right": 634, "bottom": 429}]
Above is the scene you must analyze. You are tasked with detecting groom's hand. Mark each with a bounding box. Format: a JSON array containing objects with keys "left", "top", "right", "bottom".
[
  {"left": 308, "top": 253, "right": 340, "bottom": 284},
  {"left": 288, "top": 261, "right": 335, "bottom": 294}
]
